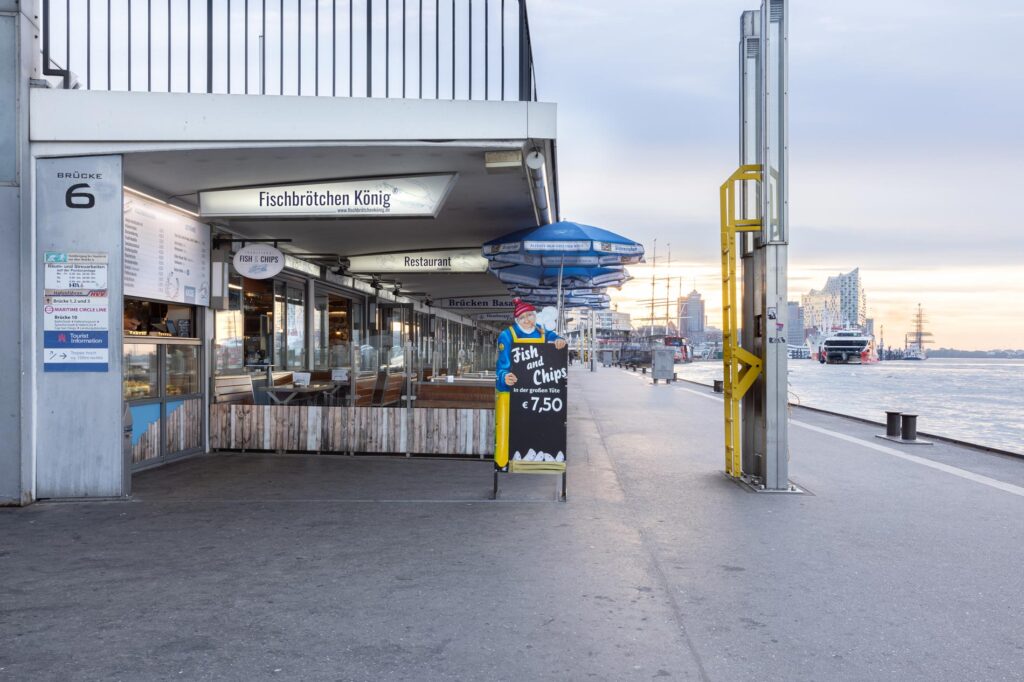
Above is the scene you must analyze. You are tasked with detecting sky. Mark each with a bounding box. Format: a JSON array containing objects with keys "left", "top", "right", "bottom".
[{"left": 526, "top": 0, "right": 1024, "bottom": 350}]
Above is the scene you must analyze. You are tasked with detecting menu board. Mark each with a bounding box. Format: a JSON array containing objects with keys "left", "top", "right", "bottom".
[
  {"left": 503, "top": 344, "right": 568, "bottom": 471},
  {"left": 123, "top": 194, "right": 210, "bottom": 305}
]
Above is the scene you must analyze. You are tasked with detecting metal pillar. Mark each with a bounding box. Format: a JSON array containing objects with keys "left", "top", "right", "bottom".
[{"left": 727, "top": 0, "right": 789, "bottom": 490}]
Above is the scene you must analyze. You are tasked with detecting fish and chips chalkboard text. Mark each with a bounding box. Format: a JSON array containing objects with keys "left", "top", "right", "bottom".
[{"left": 503, "top": 343, "right": 568, "bottom": 472}]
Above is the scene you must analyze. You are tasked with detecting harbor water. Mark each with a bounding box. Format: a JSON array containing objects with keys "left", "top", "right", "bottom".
[{"left": 673, "top": 358, "right": 1024, "bottom": 455}]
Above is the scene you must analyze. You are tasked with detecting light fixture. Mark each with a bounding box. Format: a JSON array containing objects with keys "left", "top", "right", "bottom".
[
  {"left": 485, "top": 149, "right": 523, "bottom": 173},
  {"left": 525, "top": 150, "right": 551, "bottom": 225},
  {"left": 124, "top": 186, "right": 200, "bottom": 218}
]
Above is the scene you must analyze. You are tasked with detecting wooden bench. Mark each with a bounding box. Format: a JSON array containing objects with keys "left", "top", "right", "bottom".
[
  {"left": 212, "top": 374, "right": 255, "bottom": 405},
  {"left": 415, "top": 382, "right": 494, "bottom": 410},
  {"left": 373, "top": 371, "right": 405, "bottom": 407},
  {"left": 353, "top": 374, "right": 377, "bottom": 406}
]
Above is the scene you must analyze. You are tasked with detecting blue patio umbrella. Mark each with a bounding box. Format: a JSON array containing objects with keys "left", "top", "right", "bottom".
[
  {"left": 508, "top": 285, "right": 609, "bottom": 298},
  {"left": 482, "top": 221, "right": 645, "bottom": 268},
  {"left": 491, "top": 264, "right": 631, "bottom": 289}
]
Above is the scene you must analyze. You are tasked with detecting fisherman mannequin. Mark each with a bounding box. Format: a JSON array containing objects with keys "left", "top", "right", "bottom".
[{"left": 496, "top": 299, "right": 567, "bottom": 390}]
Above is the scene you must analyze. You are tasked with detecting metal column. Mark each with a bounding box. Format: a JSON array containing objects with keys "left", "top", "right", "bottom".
[{"left": 727, "top": 0, "right": 789, "bottom": 490}]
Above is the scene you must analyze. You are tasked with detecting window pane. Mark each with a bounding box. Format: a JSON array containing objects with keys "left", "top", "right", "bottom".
[
  {"left": 286, "top": 285, "right": 305, "bottom": 369},
  {"left": 166, "top": 346, "right": 200, "bottom": 396},
  {"left": 214, "top": 310, "right": 244, "bottom": 374},
  {"left": 123, "top": 344, "right": 159, "bottom": 400}
]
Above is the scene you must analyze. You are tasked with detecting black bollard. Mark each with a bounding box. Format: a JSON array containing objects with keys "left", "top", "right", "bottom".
[
  {"left": 885, "top": 411, "right": 902, "bottom": 439},
  {"left": 642, "top": 367, "right": 647, "bottom": 374},
  {"left": 901, "top": 414, "right": 918, "bottom": 441},
  {"left": 713, "top": 379, "right": 724, "bottom": 393}
]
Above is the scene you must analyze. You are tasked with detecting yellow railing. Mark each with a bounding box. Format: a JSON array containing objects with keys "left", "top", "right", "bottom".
[{"left": 719, "top": 165, "right": 764, "bottom": 477}]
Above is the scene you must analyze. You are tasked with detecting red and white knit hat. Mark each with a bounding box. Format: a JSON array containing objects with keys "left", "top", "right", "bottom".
[{"left": 513, "top": 298, "right": 536, "bottom": 319}]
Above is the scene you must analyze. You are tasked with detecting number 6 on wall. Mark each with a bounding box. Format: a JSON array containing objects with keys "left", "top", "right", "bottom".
[{"left": 65, "top": 183, "right": 96, "bottom": 209}]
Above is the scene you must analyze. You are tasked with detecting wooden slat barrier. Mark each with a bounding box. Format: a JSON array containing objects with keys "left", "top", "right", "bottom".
[{"left": 210, "top": 404, "right": 495, "bottom": 456}]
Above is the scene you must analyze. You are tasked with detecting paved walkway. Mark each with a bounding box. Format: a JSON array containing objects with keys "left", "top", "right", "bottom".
[{"left": 2, "top": 367, "right": 1023, "bottom": 681}]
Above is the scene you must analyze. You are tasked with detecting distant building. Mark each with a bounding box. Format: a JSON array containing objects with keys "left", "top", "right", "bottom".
[
  {"left": 566, "top": 310, "right": 631, "bottom": 351},
  {"left": 787, "top": 301, "right": 805, "bottom": 343},
  {"left": 801, "top": 268, "right": 867, "bottom": 332},
  {"left": 677, "top": 290, "right": 706, "bottom": 340}
]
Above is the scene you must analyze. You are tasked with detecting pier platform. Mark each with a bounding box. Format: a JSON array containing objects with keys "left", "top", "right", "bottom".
[{"left": 2, "top": 367, "right": 1023, "bottom": 680}]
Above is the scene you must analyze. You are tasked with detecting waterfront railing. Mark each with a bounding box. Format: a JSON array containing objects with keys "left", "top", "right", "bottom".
[{"left": 41, "top": 0, "right": 538, "bottom": 101}]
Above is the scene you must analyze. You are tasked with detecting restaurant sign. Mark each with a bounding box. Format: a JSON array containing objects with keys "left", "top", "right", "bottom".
[
  {"left": 199, "top": 174, "right": 457, "bottom": 218},
  {"left": 347, "top": 249, "right": 489, "bottom": 274},
  {"left": 233, "top": 244, "right": 285, "bottom": 279}
]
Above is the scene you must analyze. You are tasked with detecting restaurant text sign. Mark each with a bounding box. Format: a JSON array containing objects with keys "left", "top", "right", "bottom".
[
  {"left": 347, "top": 248, "right": 488, "bottom": 274},
  {"left": 199, "top": 174, "right": 457, "bottom": 218}
]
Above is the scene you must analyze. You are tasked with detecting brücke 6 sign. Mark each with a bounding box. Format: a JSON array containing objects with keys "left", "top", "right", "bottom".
[{"left": 233, "top": 244, "right": 285, "bottom": 279}]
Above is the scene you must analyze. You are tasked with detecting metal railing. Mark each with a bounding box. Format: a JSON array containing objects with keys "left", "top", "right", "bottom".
[{"left": 42, "top": 0, "right": 537, "bottom": 101}]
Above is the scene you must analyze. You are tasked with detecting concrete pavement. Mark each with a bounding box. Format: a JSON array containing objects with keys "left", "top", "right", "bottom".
[{"left": 2, "top": 366, "right": 1023, "bottom": 681}]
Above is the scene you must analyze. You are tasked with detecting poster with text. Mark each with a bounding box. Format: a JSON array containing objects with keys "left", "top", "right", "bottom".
[
  {"left": 504, "top": 343, "right": 568, "bottom": 472},
  {"left": 43, "top": 252, "right": 110, "bottom": 372}
]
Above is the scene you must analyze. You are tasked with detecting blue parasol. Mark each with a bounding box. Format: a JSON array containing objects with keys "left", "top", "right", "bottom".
[
  {"left": 482, "top": 221, "right": 645, "bottom": 267},
  {"left": 491, "top": 264, "right": 631, "bottom": 289}
]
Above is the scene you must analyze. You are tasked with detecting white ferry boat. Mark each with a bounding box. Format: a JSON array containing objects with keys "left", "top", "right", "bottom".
[{"left": 813, "top": 329, "right": 872, "bottom": 365}]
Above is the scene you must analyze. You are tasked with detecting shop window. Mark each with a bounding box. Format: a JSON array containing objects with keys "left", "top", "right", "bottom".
[
  {"left": 314, "top": 294, "right": 352, "bottom": 369},
  {"left": 166, "top": 346, "right": 200, "bottom": 396},
  {"left": 124, "top": 299, "right": 197, "bottom": 338},
  {"left": 242, "top": 278, "right": 275, "bottom": 368},
  {"left": 123, "top": 344, "right": 159, "bottom": 400}
]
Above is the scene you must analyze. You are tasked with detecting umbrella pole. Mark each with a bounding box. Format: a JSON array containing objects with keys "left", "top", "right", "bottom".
[{"left": 556, "top": 258, "right": 565, "bottom": 336}]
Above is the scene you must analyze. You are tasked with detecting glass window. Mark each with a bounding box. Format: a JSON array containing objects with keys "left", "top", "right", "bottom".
[
  {"left": 273, "top": 281, "right": 286, "bottom": 368},
  {"left": 166, "top": 346, "right": 200, "bottom": 396},
  {"left": 285, "top": 285, "right": 306, "bottom": 369},
  {"left": 123, "top": 344, "right": 159, "bottom": 400},
  {"left": 242, "top": 277, "right": 275, "bottom": 368},
  {"left": 124, "top": 299, "right": 196, "bottom": 338},
  {"left": 214, "top": 309, "right": 244, "bottom": 374}
]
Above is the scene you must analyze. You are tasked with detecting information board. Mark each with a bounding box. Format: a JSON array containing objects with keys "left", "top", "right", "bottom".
[
  {"left": 42, "top": 252, "right": 110, "bottom": 372},
  {"left": 123, "top": 193, "right": 210, "bottom": 305},
  {"left": 504, "top": 344, "right": 568, "bottom": 471}
]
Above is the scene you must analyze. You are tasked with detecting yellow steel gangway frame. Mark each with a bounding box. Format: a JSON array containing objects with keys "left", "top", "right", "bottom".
[{"left": 720, "top": 164, "right": 764, "bottom": 477}]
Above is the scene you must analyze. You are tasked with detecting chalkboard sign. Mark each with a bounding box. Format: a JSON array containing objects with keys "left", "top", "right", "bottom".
[{"left": 503, "top": 343, "right": 568, "bottom": 471}]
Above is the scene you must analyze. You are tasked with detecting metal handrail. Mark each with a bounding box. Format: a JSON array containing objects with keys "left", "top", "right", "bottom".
[{"left": 40, "top": 0, "right": 538, "bottom": 101}]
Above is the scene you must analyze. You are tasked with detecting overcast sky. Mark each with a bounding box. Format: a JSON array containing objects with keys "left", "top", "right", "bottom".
[{"left": 528, "top": 0, "right": 1024, "bottom": 349}]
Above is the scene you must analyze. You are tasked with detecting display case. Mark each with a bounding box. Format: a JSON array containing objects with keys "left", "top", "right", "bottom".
[{"left": 123, "top": 339, "right": 203, "bottom": 468}]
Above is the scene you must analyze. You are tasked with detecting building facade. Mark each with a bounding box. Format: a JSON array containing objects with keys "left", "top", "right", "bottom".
[
  {"left": 677, "top": 290, "right": 706, "bottom": 340},
  {"left": 787, "top": 301, "right": 805, "bottom": 344},
  {"left": 801, "top": 268, "right": 867, "bottom": 332}
]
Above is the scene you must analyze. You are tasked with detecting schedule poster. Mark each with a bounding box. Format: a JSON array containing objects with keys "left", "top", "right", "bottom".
[
  {"left": 43, "top": 252, "right": 110, "bottom": 372},
  {"left": 123, "top": 194, "right": 210, "bottom": 305},
  {"left": 504, "top": 344, "right": 568, "bottom": 470}
]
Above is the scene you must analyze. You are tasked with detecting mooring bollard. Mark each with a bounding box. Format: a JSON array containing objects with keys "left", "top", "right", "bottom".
[
  {"left": 713, "top": 379, "right": 724, "bottom": 393},
  {"left": 885, "top": 411, "right": 902, "bottom": 439},
  {"left": 642, "top": 367, "right": 647, "bottom": 374},
  {"left": 901, "top": 414, "right": 918, "bottom": 441}
]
